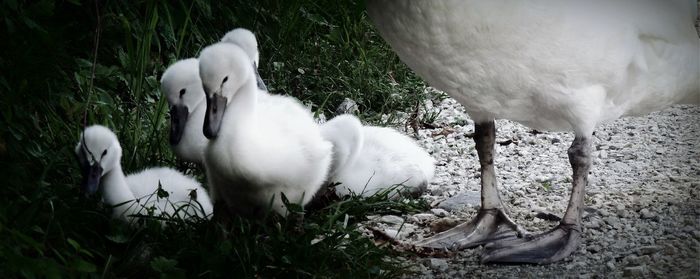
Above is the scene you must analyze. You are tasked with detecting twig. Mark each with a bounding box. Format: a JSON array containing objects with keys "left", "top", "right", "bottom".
[
  {"left": 82, "top": 0, "right": 103, "bottom": 129},
  {"left": 369, "top": 227, "right": 455, "bottom": 258},
  {"left": 406, "top": 99, "right": 421, "bottom": 139}
]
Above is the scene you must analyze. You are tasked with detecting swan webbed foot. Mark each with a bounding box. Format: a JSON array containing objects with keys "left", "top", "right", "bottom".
[
  {"left": 415, "top": 207, "right": 529, "bottom": 250},
  {"left": 481, "top": 223, "right": 581, "bottom": 264}
]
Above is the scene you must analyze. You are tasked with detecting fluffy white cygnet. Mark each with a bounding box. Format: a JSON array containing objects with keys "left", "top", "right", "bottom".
[
  {"left": 220, "top": 27, "right": 268, "bottom": 91},
  {"left": 161, "top": 58, "right": 207, "bottom": 164},
  {"left": 198, "top": 43, "right": 332, "bottom": 216},
  {"left": 75, "top": 125, "right": 213, "bottom": 223},
  {"left": 321, "top": 114, "right": 435, "bottom": 198}
]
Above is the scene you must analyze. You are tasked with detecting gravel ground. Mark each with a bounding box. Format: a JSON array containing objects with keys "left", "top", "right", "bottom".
[{"left": 361, "top": 88, "right": 699, "bottom": 278}]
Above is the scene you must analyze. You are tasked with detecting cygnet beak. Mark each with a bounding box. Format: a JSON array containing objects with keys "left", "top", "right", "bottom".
[
  {"left": 169, "top": 104, "right": 189, "bottom": 145},
  {"left": 203, "top": 90, "right": 227, "bottom": 139},
  {"left": 80, "top": 162, "right": 102, "bottom": 196}
]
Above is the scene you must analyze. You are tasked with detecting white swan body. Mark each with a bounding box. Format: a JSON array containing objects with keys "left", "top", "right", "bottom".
[
  {"left": 75, "top": 125, "right": 213, "bottom": 223},
  {"left": 367, "top": 0, "right": 699, "bottom": 264},
  {"left": 161, "top": 58, "right": 207, "bottom": 164},
  {"left": 321, "top": 114, "right": 435, "bottom": 197},
  {"left": 198, "top": 43, "right": 332, "bottom": 216},
  {"left": 368, "top": 0, "right": 699, "bottom": 135}
]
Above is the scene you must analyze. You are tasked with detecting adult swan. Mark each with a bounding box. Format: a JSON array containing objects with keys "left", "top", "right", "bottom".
[{"left": 367, "top": 0, "right": 699, "bottom": 264}]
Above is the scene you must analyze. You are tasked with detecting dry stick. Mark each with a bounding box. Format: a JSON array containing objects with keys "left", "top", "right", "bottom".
[
  {"left": 406, "top": 99, "right": 421, "bottom": 139},
  {"left": 369, "top": 227, "right": 455, "bottom": 258},
  {"left": 82, "top": 0, "right": 103, "bottom": 129}
]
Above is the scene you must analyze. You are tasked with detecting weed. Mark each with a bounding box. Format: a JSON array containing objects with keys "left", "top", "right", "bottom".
[{"left": 541, "top": 181, "right": 552, "bottom": 192}]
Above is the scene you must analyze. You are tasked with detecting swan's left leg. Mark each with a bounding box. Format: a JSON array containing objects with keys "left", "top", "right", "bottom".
[
  {"left": 481, "top": 134, "right": 592, "bottom": 264},
  {"left": 415, "top": 121, "right": 529, "bottom": 250}
]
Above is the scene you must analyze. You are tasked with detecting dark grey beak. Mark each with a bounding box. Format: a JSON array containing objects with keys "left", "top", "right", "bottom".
[
  {"left": 253, "top": 63, "right": 268, "bottom": 91},
  {"left": 80, "top": 162, "right": 103, "bottom": 195},
  {"left": 203, "top": 93, "right": 227, "bottom": 139},
  {"left": 169, "top": 104, "right": 189, "bottom": 145}
]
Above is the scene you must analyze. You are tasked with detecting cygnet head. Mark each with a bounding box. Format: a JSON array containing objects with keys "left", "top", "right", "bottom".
[
  {"left": 198, "top": 43, "right": 255, "bottom": 139},
  {"left": 75, "top": 125, "right": 123, "bottom": 195},
  {"left": 160, "top": 58, "right": 205, "bottom": 145},
  {"left": 220, "top": 28, "right": 268, "bottom": 91},
  {"left": 221, "top": 28, "right": 259, "bottom": 66}
]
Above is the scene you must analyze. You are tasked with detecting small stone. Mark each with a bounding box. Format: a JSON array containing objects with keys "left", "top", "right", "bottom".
[
  {"left": 316, "top": 113, "right": 327, "bottom": 124},
  {"left": 617, "top": 209, "right": 627, "bottom": 218},
  {"left": 639, "top": 209, "right": 655, "bottom": 219},
  {"left": 383, "top": 229, "right": 399, "bottom": 239},
  {"left": 535, "top": 175, "right": 552, "bottom": 183},
  {"left": 379, "top": 215, "right": 404, "bottom": 225},
  {"left": 599, "top": 150, "right": 608, "bottom": 159},
  {"left": 334, "top": 98, "right": 359, "bottom": 115},
  {"left": 623, "top": 265, "right": 647, "bottom": 277},
  {"left": 585, "top": 218, "right": 601, "bottom": 229},
  {"left": 625, "top": 255, "right": 650, "bottom": 265},
  {"left": 637, "top": 245, "right": 661, "bottom": 255},
  {"left": 534, "top": 210, "right": 561, "bottom": 222},
  {"left": 429, "top": 258, "right": 449, "bottom": 271},
  {"left": 430, "top": 218, "right": 460, "bottom": 233},
  {"left": 431, "top": 208, "right": 449, "bottom": 217},
  {"left": 398, "top": 224, "right": 417, "bottom": 237},
  {"left": 587, "top": 244, "right": 602, "bottom": 253},
  {"left": 606, "top": 260, "right": 616, "bottom": 270},
  {"left": 413, "top": 213, "right": 436, "bottom": 222},
  {"left": 604, "top": 216, "right": 620, "bottom": 227},
  {"left": 438, "top": 191, "right": 481, "bottom": 211}
]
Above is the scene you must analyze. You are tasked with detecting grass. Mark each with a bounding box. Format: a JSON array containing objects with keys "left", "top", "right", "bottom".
[
  {"left": 0, "top": 0, "right": 431, "bottom": 277},
  {"left": 540, "top": 181, "right": 552, "bottom": 192}
]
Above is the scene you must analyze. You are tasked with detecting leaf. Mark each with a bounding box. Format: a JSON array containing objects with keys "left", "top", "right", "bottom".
[
  {"left": 21, "top": 17, "right": 46, "bottom": 33},
  {"left": 280, "top": 192, "right": 303, "bottom": 213},
  {"left": 105, "top": 233, "right": 130, "bottom": 244},
  {"left": 150, "top": 257, "right": 178, "bottom": 273},
  {"left": 150, "top": 257, "right": 185, "bottom": 279},
  {"left": 66, "top": 238, "right": 81, "bottom": 251},
  {"left": 71, "top": 259, "right": 97, "bottom": 273},
  {"left": 157, "top": 181, "right": 169, "bottom": 199}
]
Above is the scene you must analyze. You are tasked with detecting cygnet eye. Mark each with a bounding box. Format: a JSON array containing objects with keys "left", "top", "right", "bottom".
[
  {"left": 179, "top": 88, "right": 186, "bottom": 98},
  {"left": 222, "top": 76, "right": 229, "bottom": 84}
]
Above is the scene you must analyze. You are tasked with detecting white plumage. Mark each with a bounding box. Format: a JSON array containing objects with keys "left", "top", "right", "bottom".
[
  {"left": 369, "top": 0, "right": 699, "bottom": 136},
  {"left": 367, "top": 0, "right": 699, "bottom": 264},
  {"left": 161, "top": 39, "right": 266, "bottom": 164},
  {"left": 75, "top": 125, "right": 213, "bottom": 223},
  {"left": 221, "top": 28, "right": 260, "bottom": 68},
  {"left": 321, "top": 114, "right": 435, "bottom": 197},
  {"left": 198, "top": 43, "right": 333, "bottom": 216},
  {"left": 161, "top": 58, "right": 207, "bottom": 164},
  {"left": 220, "top": 28, "right": 268, "bottom": 91}
]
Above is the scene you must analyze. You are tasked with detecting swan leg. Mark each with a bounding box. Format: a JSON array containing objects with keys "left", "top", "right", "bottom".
[
  {"left": 417, "top": 121, "right": 529, "bottom": 249},
  {"left": 481, "top": 135, "right": 591, "bottom": 264}
]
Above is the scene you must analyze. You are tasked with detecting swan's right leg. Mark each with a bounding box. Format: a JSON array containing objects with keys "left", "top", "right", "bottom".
[{"left": 416, "top": 120, "right": 528, "bottom": 249}]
